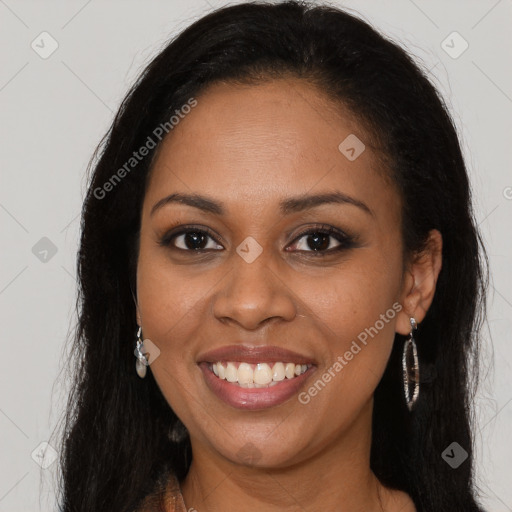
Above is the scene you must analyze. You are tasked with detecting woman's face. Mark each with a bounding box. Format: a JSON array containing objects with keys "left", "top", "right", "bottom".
[{"left": 136, "top": 78, "right": 411, "bottom": 468}]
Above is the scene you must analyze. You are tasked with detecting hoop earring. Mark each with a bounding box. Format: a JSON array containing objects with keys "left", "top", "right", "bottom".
[
  {"left": 134, "top": 326, "right": 148, "bottom": 379},
  {"left": 402, "top": 317, "right": 420, "bottom": 411}
]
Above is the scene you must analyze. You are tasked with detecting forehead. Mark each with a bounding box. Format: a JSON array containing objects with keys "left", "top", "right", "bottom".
[{"left": 145, "top": 79, "right": 399, "bottom": 223}]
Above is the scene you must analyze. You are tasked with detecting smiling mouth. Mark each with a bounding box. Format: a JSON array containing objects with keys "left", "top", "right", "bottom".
[{"left": 209, "top": 361, "right": 312, "bottom": 388}]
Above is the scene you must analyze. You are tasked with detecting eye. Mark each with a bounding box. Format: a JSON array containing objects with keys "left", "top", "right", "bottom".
[
  {"left": 159, "top": 226, "right": 223, "bottom": 252},
  {"left": 287, "top": 225, "right": 356, "bottom": 255}
]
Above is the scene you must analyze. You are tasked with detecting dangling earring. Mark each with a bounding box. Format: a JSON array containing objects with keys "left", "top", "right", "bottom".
[
  {"left": 402, "top": 317, "right": 420, "bottom": 411},
  {"left": 134, "top": 326, "right": 148, "bottom": 378}
]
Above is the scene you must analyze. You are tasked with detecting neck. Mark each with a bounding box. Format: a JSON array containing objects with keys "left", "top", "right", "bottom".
[{"left": 180, "top": 400, "right": 396, "bottom": 512}]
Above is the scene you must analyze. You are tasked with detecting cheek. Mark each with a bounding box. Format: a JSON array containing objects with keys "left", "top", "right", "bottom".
[
  {"left": 135, "top": 244, "right": 212, "bottom": 419},
  {"left": 295, "top": 252, "right": 402, "bottom": 402},
  {"left": 136, "top": 239, "right": 211, "bottom": 339},
  {"left": 135, "top": 241, "right": 211, "bottom": 397},
  {"left": 296, "top": 245, "right": 402, "bottom": 338}
]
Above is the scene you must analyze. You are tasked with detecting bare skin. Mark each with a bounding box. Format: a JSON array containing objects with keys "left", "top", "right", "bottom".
[{"left": 135, "top": 78, "right": 442, "bottom": 512}]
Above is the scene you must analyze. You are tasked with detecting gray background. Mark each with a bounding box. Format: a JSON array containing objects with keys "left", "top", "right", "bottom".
[{"left": 0, "top": 0, "right": 511, "bottom": 510}]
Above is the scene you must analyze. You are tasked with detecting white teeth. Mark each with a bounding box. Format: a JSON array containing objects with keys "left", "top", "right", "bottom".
[
  {"left": 254, "top": 363, "right": 273, "bottom": 385},
  {"left": 285, "top": 363, "right": 296, "bottom": 379},
  {"left": 210, "top": 361, "right": 310, "bottom": 386},
  {"left": 237, "top": 362, "right": 253, "bottom": 385},
  {"left": 272, "top": 362, "right": 285, "bottom": 381},
  {"left": 225, "top": 362, "right": 238, "bottom": 383}
]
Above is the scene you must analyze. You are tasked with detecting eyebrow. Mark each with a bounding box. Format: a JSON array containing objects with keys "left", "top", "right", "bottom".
[{"left": 150, "top": 191, "right": 373, "bottom": 217}]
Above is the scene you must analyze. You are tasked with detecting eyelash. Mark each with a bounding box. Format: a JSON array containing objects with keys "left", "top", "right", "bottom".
[{"left": 159, "top": 224, "right": 357, "bottom": 257}]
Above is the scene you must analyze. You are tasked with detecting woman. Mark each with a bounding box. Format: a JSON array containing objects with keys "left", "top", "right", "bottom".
[{"left": 58, "top": 1, "right": 488, "bottom": 511}]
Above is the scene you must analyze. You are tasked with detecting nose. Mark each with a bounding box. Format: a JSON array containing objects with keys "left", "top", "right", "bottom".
[{"left": 211, "top": 250, "right": 297, "bottom": 331}]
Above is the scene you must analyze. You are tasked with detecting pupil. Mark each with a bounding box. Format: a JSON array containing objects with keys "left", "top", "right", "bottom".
[
  {"left": 185, "top": 232, "right": 207, "bottom": 250},
  {"left": 308, "top": 233, "right": 329, "bottom": 251}
]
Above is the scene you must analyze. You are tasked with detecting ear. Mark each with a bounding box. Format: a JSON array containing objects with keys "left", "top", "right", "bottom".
[{"left": 396, "top": 229, "right": 443, "bottom": 335}]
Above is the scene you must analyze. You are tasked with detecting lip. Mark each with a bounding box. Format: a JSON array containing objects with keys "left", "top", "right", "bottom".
[
  {"left": 197, "top": 344, "right": 316, "bottom": 411},
  {"left": 199, "top": 362, "right": 315, "bottom": 410},
  {"left": 197, "top": 345, "right": 315, "bottom": 365}
]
